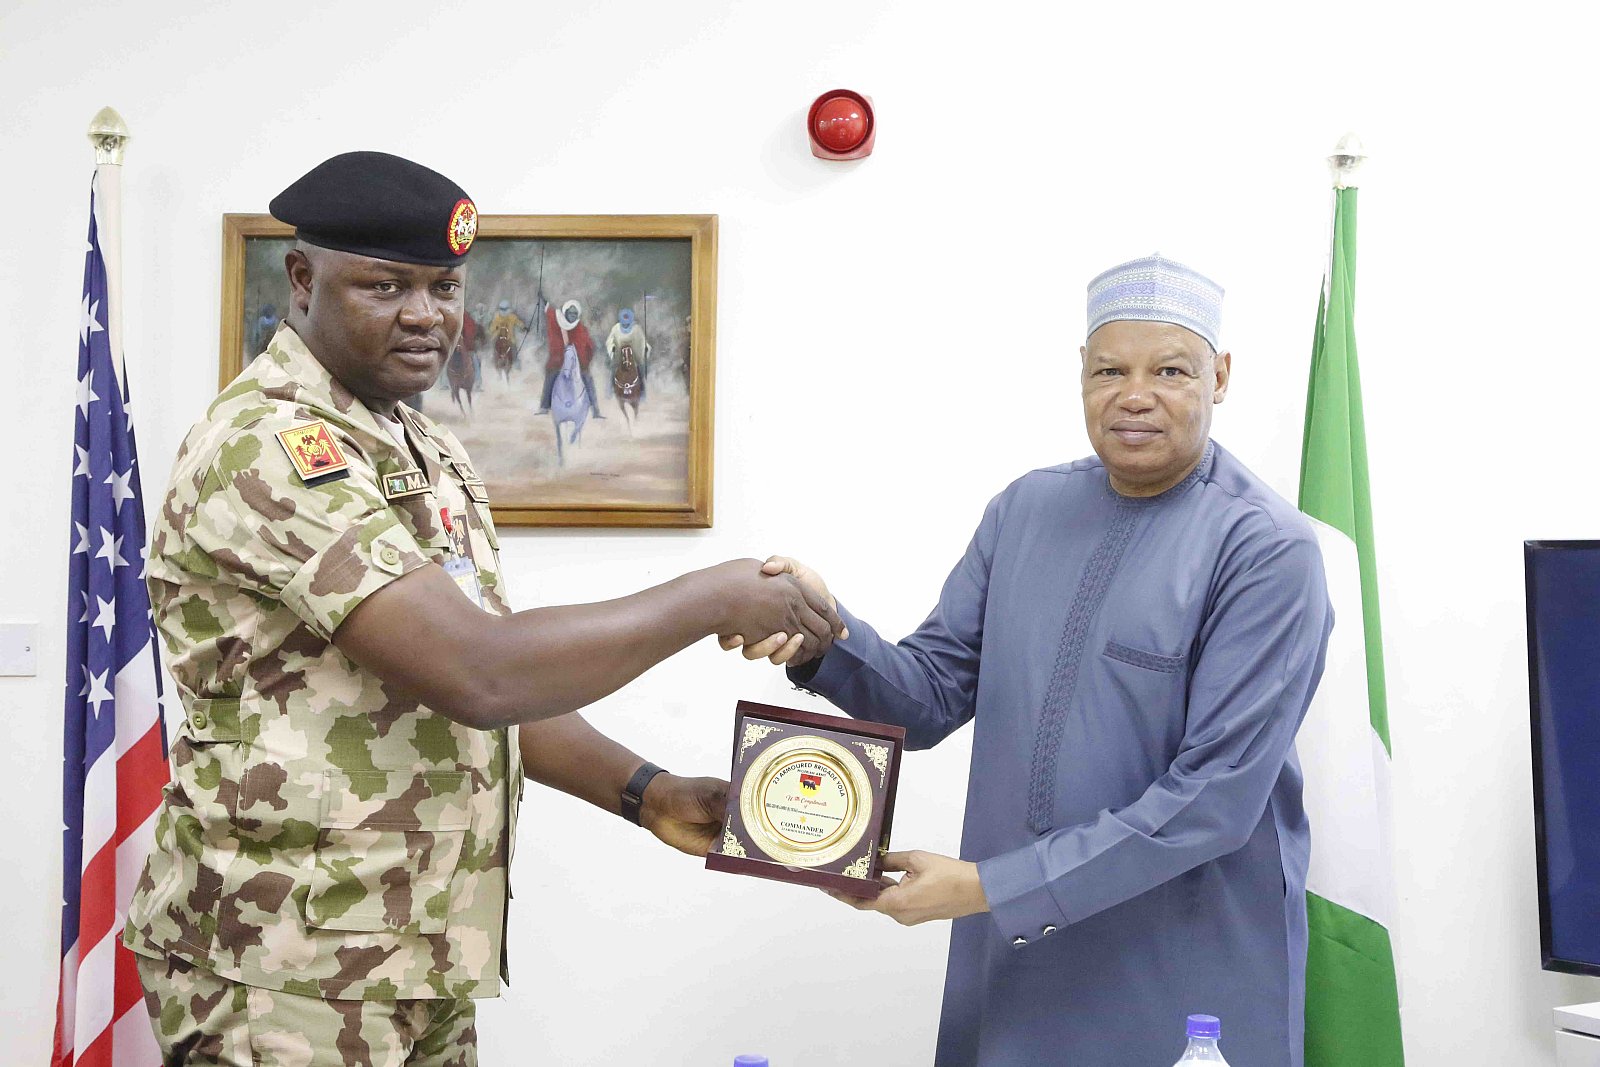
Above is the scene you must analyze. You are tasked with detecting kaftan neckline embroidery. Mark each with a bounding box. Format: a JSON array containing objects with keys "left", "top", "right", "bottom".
[{"left": 1104, "top": 440, "right": 1217, "bottom": 508}]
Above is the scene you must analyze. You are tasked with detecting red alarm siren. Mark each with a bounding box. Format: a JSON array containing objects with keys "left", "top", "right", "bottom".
[{"left": 807, "top": 89, "right": 875, "bottom": 160}]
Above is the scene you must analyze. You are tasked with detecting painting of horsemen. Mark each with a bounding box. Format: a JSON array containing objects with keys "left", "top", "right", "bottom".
[{"left": 220, "top": 214, "right": 717, "bottom": 527}]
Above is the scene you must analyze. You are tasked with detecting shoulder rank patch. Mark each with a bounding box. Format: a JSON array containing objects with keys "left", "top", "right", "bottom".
[
  {"left": 383, "top": 468, "right": 430, "bottom": 500},
  {"left": 275, "top": 421, "right": 349, "bottom": 482}
]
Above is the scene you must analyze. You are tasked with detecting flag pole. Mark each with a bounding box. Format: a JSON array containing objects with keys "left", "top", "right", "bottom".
[
  {"left": 1299, "top": 128, "right": 1406, "bottom": 1067},
  {"left": 1328, "top": 131, "right": 1366, "bottom": 189},
  {"left": 1320, "top": 132, "right": 1365, "bottom": 301},
  {"left": 87, "top": 107, "right": 129, "bottom": 385},
  {"left": 57, "top": 103, "right": 168, "bottom": 1067}
]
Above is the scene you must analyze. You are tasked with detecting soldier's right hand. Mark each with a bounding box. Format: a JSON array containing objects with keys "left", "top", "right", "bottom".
[
  {"left": 720, "top": 556, "right": 846, "bottom": 665},
  {"left": 709, "top": 558, "right": 843, "bottom": 667}
]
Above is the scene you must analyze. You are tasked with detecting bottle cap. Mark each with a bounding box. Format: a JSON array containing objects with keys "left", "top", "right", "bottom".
[
  {"left": 1187, "top": 1014, "right": 1221, "bottom": 1039},
  {"left": 734, "top": 1058, "right": 769, "bottom": 1067}
]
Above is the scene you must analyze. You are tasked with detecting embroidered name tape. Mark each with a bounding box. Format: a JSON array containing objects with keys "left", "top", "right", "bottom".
[
  {"left": 275, "top": 421, "right": 349, "bottom": 482},
  {"left": 383, "top": 468, "right": 430, "bottom": 499}
]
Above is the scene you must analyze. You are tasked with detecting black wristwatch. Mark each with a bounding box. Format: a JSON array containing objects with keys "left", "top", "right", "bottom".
[{"left": 621, "top": 762, "right": 669, "bottom": 826}]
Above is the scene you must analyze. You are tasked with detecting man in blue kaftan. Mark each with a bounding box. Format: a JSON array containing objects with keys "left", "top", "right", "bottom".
[{"left": 730, "top": 255, "right": 1333, "bottom": 1066}]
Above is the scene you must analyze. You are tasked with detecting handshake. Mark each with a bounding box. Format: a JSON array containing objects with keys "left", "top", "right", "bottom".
[
  {"left": 690, "top": 554, "right": 990, "bottom": 930},
  {"left": 711, "top": 556, "right": 846, "bottom": 667}
]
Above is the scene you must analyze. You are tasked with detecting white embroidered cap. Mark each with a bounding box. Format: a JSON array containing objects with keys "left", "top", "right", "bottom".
[{"left": 1086, "top": 253, "right": 1224, "bottom": 351}]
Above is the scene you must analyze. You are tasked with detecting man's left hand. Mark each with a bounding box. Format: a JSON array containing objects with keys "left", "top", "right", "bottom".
[
  {"left": 828, "top": 849, "right": 990, "bottom": 926},
  {"left": 640, "top": 773, "right": 729, "bottom": 857}
]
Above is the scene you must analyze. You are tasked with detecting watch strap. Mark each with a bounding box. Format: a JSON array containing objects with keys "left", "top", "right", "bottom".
[{"left": 621, "top": 762, "right": 668, "bottom": 826}]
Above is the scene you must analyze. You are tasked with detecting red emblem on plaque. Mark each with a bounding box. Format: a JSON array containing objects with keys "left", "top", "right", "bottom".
[
  {"left": 447, "top": 198, "right": 477, "bottom": 256},
  {"left": 800, "top": 773, "right": 822, "bottom": 793}
]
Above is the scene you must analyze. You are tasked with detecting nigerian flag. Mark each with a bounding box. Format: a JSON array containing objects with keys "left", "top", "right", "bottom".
[{"left": 1297, "top": 180, "right": 1405, "bottom": 1064}]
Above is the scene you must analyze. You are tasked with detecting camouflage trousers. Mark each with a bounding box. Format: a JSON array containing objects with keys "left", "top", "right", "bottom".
[{"left": 135, "top": 954, "right": 477, "bottom": 1066}]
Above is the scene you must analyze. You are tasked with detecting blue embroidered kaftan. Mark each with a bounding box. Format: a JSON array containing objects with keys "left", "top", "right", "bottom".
[{"left": 791, "top": 441, "right": 1332, "bottom": 1067}]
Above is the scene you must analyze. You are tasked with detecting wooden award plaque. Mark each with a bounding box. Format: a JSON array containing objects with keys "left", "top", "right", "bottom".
[{"left": 705, "top": 700, "right": 905, "bottom": 898}]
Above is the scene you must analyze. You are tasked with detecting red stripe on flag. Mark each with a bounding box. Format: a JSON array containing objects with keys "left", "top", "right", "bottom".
[
  {"left": 114, "top": 939, "right": 146, "bottom": 1020},
  {"left": 51, "top": 967, "right": 73, "bottom": 1067},
  {"left": 77, "top": 841, "right": 117, "bottom": 953},
  {"left": 75, "top": 1023, "right": 113, "bottom": 1067},
  {"left": 114, "top": 725, "right": 165, "bottom": 845}
]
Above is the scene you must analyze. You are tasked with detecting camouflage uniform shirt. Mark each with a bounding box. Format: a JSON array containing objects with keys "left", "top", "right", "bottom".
[{"left": 124, "top": 325, "right": 522, "bottom": 1000}]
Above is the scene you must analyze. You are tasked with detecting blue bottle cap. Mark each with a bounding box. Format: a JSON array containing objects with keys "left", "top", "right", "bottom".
[
  {"left": 1187, "top": 1014, "right": 1221, "bottom": 1039},
  {"left": 734, "top": 1058, "right": 769, "bottom": 1067}
]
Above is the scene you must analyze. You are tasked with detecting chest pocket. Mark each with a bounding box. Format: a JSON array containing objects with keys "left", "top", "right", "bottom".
[
  {"left": 1103, "top": 640, "right": 1187, "bottom": 673},
  {"left": 1099, "top": 638, "right": 1191, "bottom": 738},
  {"left": 306, "top": 770, "right": 472, "bottom": 934}
]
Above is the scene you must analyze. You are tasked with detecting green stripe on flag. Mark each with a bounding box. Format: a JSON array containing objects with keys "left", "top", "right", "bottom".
[
  {"left": 1298, "top": 187, "right": 1391, "bottom": 754},
  {"left": 1304, "top": 893, "right": 1404, "bottom": 1063}
]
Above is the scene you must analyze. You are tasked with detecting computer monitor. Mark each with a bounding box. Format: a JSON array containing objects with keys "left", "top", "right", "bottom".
[{"left": 1526, "top": 540, "right": 1600, "bottom": 976}]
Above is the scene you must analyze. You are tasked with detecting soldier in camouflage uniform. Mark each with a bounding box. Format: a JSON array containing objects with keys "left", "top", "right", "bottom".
[{"left": 124, "top": 151, "right": 841, "bottom": 1066}]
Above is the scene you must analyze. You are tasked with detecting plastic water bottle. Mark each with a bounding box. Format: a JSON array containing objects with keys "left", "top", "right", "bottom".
[{"left": 1171, "top": 1014, "right": 1228, "bottom": 1064}]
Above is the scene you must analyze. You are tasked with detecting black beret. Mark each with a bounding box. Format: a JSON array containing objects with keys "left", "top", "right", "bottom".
[{"left": 269, "top": 151, "right": 477, "bottom": 266}]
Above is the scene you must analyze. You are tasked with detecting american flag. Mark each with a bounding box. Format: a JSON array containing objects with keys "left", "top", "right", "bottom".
[{"left": 53, "top": 178, "right": 168, "bottom": 1067}]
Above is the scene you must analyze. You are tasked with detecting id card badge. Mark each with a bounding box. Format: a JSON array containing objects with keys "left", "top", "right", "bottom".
[
  {"left": 437, "top": 506, "right": 484, "bottom": 609},
  {"left": 443, "top": 555, "right": 485, "bottom": 609}
]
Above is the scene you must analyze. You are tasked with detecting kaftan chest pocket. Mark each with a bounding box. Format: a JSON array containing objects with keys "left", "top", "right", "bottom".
[
  {"left": 1102, "top": 639, "right": 1187, "bottom": 673},
  {"left": 1099, "top": 638, "right": 1191, "bottom": 724},
  {"left": 306, "top": 770, "right": 471, "bottom": 934}
]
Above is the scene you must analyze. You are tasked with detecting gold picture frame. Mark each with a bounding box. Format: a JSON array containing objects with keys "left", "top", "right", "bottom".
[{"left": 220, "top": 213, "right": 717, "bottom": 528}]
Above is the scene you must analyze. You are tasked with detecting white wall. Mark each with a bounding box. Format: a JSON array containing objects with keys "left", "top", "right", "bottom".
[{"left": 3, "top": 0, "right": 1597, "bottom": 1063}]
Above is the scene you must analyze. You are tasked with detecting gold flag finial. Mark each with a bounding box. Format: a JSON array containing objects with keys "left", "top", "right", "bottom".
[
  {"left": 88, "top": 107, "right": 130, "bottom": 165},
  {"left": 1327, "top": 132, "right": 1365, "bottom": 190}
]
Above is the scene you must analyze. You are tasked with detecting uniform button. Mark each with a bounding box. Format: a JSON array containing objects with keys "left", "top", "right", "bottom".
[
  {"left": 379, "top": 545, "right": 401, "bottom": 567},
  {"left": 1012, "top": 936, "right": 1028, "bottom": 947},
  {"left": 1042, "top": 925, "right": 1058, "bottom": 936},
  {"left": 192, "top": 711, "right": 208, "bottom": 729}
]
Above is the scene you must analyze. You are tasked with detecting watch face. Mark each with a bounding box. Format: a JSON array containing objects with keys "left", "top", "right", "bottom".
[{"left": 739, "top": 733, "right": 874, "bottom": 868}]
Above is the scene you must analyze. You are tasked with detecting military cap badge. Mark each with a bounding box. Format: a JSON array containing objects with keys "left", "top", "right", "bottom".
[
  {"left": 447, "top": 198, "right": 477, "bottom": 256},
  {"left": 275, "top": 421, "right": 350, "bottom": 482}
]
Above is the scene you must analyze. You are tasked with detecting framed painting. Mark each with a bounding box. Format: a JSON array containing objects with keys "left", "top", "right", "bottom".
[{"left": 220, "top": 213, "right": 717, "bottom": 528}]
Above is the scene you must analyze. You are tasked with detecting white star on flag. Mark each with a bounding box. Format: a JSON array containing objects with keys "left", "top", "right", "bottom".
[
  {"left": 79, "top": 293, "right": 105, "bottom": 347},
  {"left": 78, "top": 591, "right": 91, "bottom": 624},
  {"left": 73, "top": 445, "right": 92, "bottom": 479},
  {"left": 91, "top": 596, "right": 116, "bottom": 641},
  {"left": 73, "top": 522, "right": 89, "bottom": 554},
  {"left": 94, "top": 527, "right": 127, "bottom": 570},
  {"left": 106, "top": 466, "right": 135, "bottom": 510},
  {"left": 76, "top": 370, "right": 98, "bottom": 418},
  {"left": 80, "top": 666, "right": 113, "bottom": 715}
]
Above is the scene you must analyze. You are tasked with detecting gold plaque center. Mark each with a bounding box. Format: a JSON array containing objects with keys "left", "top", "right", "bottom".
[{"left": 739, "top": 733, "right": 874, "bottom": 867}]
